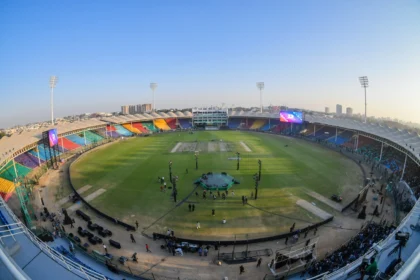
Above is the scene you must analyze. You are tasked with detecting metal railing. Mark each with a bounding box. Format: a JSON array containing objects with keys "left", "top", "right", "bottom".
[
  {"left": 307, "top": 198, "right": 420, "bottom": 280},
  {"left": 0, "top": 196, "right": 108, "bottom": 280}
]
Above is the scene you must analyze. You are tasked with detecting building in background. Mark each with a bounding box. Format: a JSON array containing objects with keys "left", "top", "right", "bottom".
[
  {"left": 336, "top": 104, "right": 343, "bottom": 115},
  {"left": 121, "top": 103, "right": 152, "bottom": 114},
  {"left": 325, "top": 107, "right": 330, "bottom": 114},
  {"left": 346, "top": 107, "right": 353, "bottom": 116},
  {"left": 121, "top": 105, "right": 129, "bottom": 115},
  {"left": 136, "top": 104, "right": 142, "bottom": 113},
  {"left": 141, "top": 104, "right": 152, "bottom": 113},
  {"left": 129, "top": 105, "right": 136, "bottom": 114}
]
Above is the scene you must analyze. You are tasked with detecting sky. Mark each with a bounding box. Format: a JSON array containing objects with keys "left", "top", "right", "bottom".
[{"left": 1, "top": 0, "right": 420, "bottom": 128}]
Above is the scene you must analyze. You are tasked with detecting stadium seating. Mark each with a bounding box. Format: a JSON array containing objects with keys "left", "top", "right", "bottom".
[
  {"left": 249, "top": 119, "right": 266, "bottom": 129},
  {"left": 244, "top": 119, "right": 254, "bottom": 129},
  {"left": 178, "top": 119, "right": 192, "bottom": 129},
  {"left": 106, "top": 125, "right": 116, "bottom": 131},
  {"left": 0, "top": 177, "right": 15, "bottom": 202},
  {"left": 84, "top": 131, "right": 104, "bottom": 143},
  {"left": 66, "top": 134, "right": 89, "bottom": 146},
  {"left": 154, "top": 119, "right": 171, "bottom": 130},
  {"left": 108, "top": 131, "right": 121, "bottom": 138},
  {"left": 0, "top": 160, "right": 32, "bottom": 182},
  {"left": 15, "top": 152, "right": 43, "bottom": 168},
  {"left": 58, "top": 137, "right": 80, "bottom": 151},
  {"left": 132, "top": 123, "right": 149, "bottom": 133},
  {"left": 260, "top": 123, "right": 271, "bottom": 131},
  {"left": 165, "top": 118, "right": 177, "bottom": 129},
  {"left": 142, "top": 122, "right": 158, "bottom": 132},
  {"left": 122, "top": 124, "right": 141, "bottom": 134},
  {"left": 327, "top": 130, "right": 354, "bottom": 145},
  {"left": 228, "top": 118, "right": 242, "bottom": 129},
  {"left": 313, "top": 126, "right": 336, "bottom": 140},
  {"left": 113, "top": 124, "right": 133, "bottom": 137}
]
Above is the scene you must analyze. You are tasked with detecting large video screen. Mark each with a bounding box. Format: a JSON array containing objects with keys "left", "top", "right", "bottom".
[
  {"left": 48, "top": 129, "right": 58, "bottom": 147},
  {"left": 279, "top": 111, "right": 304, "bottom": 123}
]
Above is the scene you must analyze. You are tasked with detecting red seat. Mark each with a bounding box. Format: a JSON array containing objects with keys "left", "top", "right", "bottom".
[{"left": 59, "top": 137, "right": 80, "bottom": 150}]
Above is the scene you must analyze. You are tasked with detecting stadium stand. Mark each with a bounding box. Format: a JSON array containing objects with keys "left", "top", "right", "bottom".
[
  {"left": 58, "top": 137, "right": 80, "bottom": 151},
  {"left": 178, "top": 118, "right": 192, "bottom": 129},
  {"left": 122, "top": 123, "right": 141, "bottom": 134},
  {"left": 0, "top": 161, "right": 32, "bottom": 181},
  {"left": 14, "top": 152, "right": 43, "bottom": 168},
  {"left": 260, "top": 122, "right": 271, "bottom": 131},
  {"left": 313, "top": 126, "right": 336, "bottom": 140},
  {"left": 327, "top": 130, "right": 355, "bottom": 145},
  {"left": 154, "top": 119, "right": 171, "bottom": 130},
  {"left": 66, "top": 134, "right": 89, "bottom": 146},
  {"left": 108, "top": 131, "right": 121, "bottom": 138},
  {"left": 244, "top": 119, "right": 254, "bottom": 129},
  {"left": 106, "top": 125, "right": 116, "bottom": 131},
  {"left": 165, "top": 118, "right": 177, "bottom": 129},
  {"left": 250, "top": 119, "right": 266, "bottom": 129},
  {"left": 113, "top": 124, "right": 133, "bottom": 136},
  {"left": 132, "top": 122, "right": 149, "bottom": 133},
  {"left": 84, "top": 131, "right": 104, "bottom": 143},
  {"left": 142, "top": 122, "right": 158, "bottom": 132},
  {"left": 306, "top": 223, "right": 393, "bottom": 277},
  {"left": 0, "top": 177, "right": 15, "bottom": 202},
  {"left": 228, "top": 118, "right": 242, "bottom": 129}
]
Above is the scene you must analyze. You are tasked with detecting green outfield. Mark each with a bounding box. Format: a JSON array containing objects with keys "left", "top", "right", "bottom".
[{"left": 70, "top": 131, "right": 363, "bottom": 240}]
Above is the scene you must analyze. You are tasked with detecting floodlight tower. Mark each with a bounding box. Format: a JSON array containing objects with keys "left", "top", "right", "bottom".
[
  {"left": 256, "top": 82, "right": 264, "bottom": 113},
  {"left": 359, "top": 76, "right": 369, "bottom": 123},
  {"left": 150, "top": 83, "right": 158, "bottom": 112},
  {"left": 49, "top": 76, "right": 58, "bottom": 125}
]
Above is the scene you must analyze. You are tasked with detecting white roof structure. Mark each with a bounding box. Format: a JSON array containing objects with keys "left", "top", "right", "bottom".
[
  {"left": 0, "top": 119, "right": 105, "bottom": 164},
  {"left": 2, "top": 110, "right": 420, "bottom": 166}
]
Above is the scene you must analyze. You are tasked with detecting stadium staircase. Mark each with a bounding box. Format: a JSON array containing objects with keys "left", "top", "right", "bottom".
[
  {"left": 58, "top": 137, "right": 80, "bottom": 151},
  {"left": 113, "top": 124, "right": 133, "bottom": 137},
  {"left": 132, "top": 123, "right": 149, "bottom": 133},
  {"left": 249, "top": 119, "right": 266, "bottom": 129},
  {"left": 66, "top": 134, "right": 89, "bottom": 146},
  {"left": 84, "top": 131, "right": 104, "bottom": 143},
  {"left": 14, "top": 152, "right": 43, "bottom": 168},
  {"left": 178, "top": 119, "right": 192, "bottom": 128},
  {"left": 154, "top": 119, "right": 171, "bottom": 130},
  {"left": 122, "top": 124, "right": 141, "bottom": 134},
  {"left": 142, "top": 122, "right": 158, "bottom": 132},
  {"left": 165, "top": 118, "right": 177, "bottom": 129}
]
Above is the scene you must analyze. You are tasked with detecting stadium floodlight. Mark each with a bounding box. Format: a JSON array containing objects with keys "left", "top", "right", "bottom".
[
  {"left": 150, "top": 83, "right": 158, "bottom": 112},
  {"left": 359, "top": 76, "right": 369, "bottom": 123},
  {"left": 49, "top": 76, "right": 58, "bottom": 125},
  {"left": 256, "top": 82, "right": 264, "bottom": 113}
]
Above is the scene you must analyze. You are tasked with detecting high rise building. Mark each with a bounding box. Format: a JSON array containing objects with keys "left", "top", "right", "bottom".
[
  {"left": 121, "top": 105, "right": 129, "bottom": 115},
  {"left": 141, "top": 104, "right": 152, "bottom": 113},
  {"left": 121, "top": 103, "right": 152, "bottom": 114},
  {"left": 346, "top": 107, "right": 353, "bottom": 116},
  {"left": 325, "top": 107, "right": 330, "bottom": 114},
  {"left": 336, "top": 104, "right": 343, "bottom": 115},
  {"left": 129, "top": 105, "right": 136, "bottom": 114}
]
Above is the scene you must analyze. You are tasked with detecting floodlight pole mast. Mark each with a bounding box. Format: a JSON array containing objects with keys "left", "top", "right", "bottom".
[
  {"left": 359, "top": 76, "right": 369, "bottom": 123},
  {"left": 256, "top": 82, "right": 264, "bottom": 113},
  {"left": 49, "top": 76, "right": 58, "bottom": 125},
  {"left": 236, "top": 152, "right": 240, "bottom": 170},
  {"left": 150, "top": 83, "right": 158, "bottom": 112}
]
